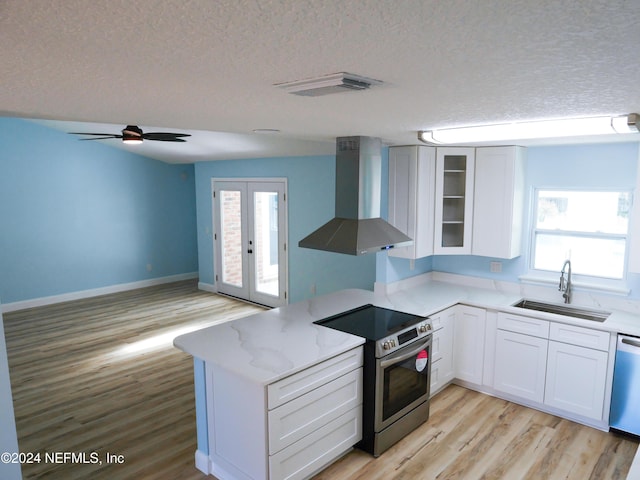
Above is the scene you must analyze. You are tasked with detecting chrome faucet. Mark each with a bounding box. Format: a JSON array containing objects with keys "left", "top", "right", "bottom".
[{"left": 559, "top": 260, "right": 572, "bottom": 304}]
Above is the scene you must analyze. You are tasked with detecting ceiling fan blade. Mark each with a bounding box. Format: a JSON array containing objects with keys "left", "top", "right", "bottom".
[
  {"left": 145, "top": 137, "right": 188, "bottom": 142},
  {"left": 143, "top": 132, "right": 191, "bottom": 141},
  {"left": 78, "top": 136, "right": 123, "bottom": 140},
  {"left": 68, "top": 132, "right": 120, "bottom": 136}
]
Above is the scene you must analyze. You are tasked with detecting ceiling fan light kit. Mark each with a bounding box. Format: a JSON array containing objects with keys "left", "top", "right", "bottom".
[
  {"left": 418, "top": 113, "right": 640, "bottom": 145},
  {"left": 121, "top": 125, "right": 144, "bottom": 144}
]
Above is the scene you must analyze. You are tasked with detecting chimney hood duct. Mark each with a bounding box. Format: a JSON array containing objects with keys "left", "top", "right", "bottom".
[{"left": 298, "top": 136, "right": 413, "bottom": 255}]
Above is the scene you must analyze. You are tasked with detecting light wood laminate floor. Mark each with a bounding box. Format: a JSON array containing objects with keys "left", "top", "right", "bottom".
[{"left": 4, "top": 280, "right": 638, "bottom": 479}]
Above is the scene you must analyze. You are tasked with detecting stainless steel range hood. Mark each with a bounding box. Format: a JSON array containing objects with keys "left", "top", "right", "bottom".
[{"left": 299, "top": 136, "right": 413, "bottom": 255}]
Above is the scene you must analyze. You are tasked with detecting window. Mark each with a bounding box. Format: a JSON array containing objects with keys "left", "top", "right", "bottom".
[{"left": 532, "top": 190, "right": 632, "bottom": 280}]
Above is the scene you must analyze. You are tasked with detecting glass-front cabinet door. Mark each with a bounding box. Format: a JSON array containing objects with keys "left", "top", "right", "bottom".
[{"left": 434, "top": 148, "right": 475, "bottom": 254}]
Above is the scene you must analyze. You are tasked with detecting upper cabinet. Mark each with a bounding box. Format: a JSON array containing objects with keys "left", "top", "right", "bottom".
[
  {"left": 472, "top": 146, "right": 525, "bottom": 259},
  {"left": 434, "top": 148, "right": 475, "bottom": 254},
  {"left": 388, "top": 145, "right": 525, "bottom": 260},
  {"left": 388, "top": 145, "right": 436, "bottom": 259}
]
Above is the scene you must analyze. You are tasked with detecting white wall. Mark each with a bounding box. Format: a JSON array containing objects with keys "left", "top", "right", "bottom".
[{"left": 0, "top": 308, "right": 22, "bottom": 480}]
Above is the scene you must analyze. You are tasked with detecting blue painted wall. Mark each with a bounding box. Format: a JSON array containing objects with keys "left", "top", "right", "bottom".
[
  {"left": 377, "top": 142, "right": 640, "bottom": 296},
  {"left": 194, "top": 155, "right": 377, "bottom": 303},
  {"left": 0, "top": 118, "right": 198, "bottom": 304},
  {"left": 192, "top": 150, "right": 380, "bottom": 456}
]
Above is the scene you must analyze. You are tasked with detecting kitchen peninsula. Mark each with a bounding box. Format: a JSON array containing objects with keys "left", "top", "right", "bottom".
[{"left": 174, "top": 272, "right": 640, "bottom": 480}]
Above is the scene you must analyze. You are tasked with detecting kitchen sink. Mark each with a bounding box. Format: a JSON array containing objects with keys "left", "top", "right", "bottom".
[{"left": 512, "top": 299, "right": 611, "bottom": 322}]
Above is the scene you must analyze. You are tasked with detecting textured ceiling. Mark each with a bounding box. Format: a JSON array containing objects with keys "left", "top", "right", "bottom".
[{"left": 2, "top": 0, "right": 640, "bottom": 162}]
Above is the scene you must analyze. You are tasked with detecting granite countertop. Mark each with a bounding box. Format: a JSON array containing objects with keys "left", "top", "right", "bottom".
[{"left": 174, "top": 279, "right": 640, "bottom": 386}]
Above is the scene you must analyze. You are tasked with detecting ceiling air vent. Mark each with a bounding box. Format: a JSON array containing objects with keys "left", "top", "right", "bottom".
[{"left": 275, "top": 72, "right": 382, "bottom": 97}]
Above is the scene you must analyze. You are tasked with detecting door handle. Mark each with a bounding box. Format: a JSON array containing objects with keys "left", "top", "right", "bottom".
[
  {"left": 621, "top": 337, "right": 640, "bottom": 348},
  {"left": 379, "top": 338, "right": 431, "bottom": 368}
]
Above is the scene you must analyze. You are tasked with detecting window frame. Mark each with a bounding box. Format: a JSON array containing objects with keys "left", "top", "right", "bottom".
[{"left": 529, "top": 187, "right": 632, "bottom": 285}]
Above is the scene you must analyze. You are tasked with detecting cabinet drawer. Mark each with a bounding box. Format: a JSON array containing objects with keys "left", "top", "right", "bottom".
[
  {"left": 549, "top": 323, "right": 610, "bottom": 351},
  {"left": 268, "top": 368, "right": 362, "bottom": 455},
  {"left": 268, "top": 347, "right": 363, "bottom": 409},
  {"left": 498, "top": 312, "right": 549, "bottom": 338},
  {"left": 431, "top": 315, "right": 444, "bottom": 332},
  {"left": 269, "top": 405, "right": 362, "bottom": 480}
]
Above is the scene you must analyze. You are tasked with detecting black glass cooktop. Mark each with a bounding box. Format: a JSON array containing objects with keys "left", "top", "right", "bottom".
[{"left": 314, "top": 304, "right": 424, "bottom": 341}]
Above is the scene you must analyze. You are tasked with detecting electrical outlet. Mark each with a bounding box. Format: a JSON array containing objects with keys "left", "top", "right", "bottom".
[
  {"left": 146, "top": 263, "right": 153, "bottom": 272},
  {"left": 490, "top": 261, "right": 502, "bottom": 273}
]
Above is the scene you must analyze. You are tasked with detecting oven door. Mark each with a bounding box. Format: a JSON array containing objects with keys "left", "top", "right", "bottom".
[{"left": 375, "top": 336, "right": 432, "bottom": 432}]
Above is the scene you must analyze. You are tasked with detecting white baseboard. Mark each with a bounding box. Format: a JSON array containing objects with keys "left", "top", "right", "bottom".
[
  {"left": 194, "top": 449, "right": 211, "bottom": 475},
  {"left": 198, "top": 281, "right": 217, "bottom": 294},
  {"left": 2, "top": 272, "right": 199, "bottom": 313}
]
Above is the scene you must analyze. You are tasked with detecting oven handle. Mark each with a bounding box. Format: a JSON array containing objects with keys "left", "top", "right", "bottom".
[{"left": 379, "top": 337, "right": 431, "bottom": 368}]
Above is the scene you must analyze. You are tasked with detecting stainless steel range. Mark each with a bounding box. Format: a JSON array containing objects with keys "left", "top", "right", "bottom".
[{"left": 315, "top": 304, "right": 433, "bottom": 456}]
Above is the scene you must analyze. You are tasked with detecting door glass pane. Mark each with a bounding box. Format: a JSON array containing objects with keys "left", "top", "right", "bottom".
[
  {"left": 221, "top": 190, "right": 243, "bottom": 288},
  {"left": 253, "top": 191, "right": 279, "bottom": 296}
]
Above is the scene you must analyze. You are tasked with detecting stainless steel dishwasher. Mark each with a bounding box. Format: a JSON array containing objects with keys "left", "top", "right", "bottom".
[{"left": 610, "top": 334, "right": 640, "bottom": 437}]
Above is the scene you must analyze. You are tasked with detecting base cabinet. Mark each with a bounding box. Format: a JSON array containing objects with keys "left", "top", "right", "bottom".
[
  {"left": 454, "top": 305, "right": 486, "bottom": 384},
  {"left": 206, "top": 347, "right": 363, "bottom": 480},
  {"left": 494, "top": 330, "right": 548, "bottom": 403},
  {"left": 491, "top": 312, "right": 612, "bottom": 427},
  {"left": 430, "top": 307, "right": 455, "bottom": 395},
  {"left": 269, "top": 407, "right": 362, "bottom": 480},
  {"left": 544, "top": 341, "right": 608, "bottom": 420}
]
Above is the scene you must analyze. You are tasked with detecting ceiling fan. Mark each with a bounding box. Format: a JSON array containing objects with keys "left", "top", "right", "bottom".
[{"left": 69, "top": 125, "right": 191, "bottom": 144}]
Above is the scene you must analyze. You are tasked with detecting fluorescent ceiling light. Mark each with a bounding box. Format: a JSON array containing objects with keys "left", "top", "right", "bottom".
[{"left": 418, "top": 114, "right": 639, "bottom": 145}]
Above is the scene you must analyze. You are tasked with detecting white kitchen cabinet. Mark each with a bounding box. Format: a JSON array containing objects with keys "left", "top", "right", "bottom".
[
  {"left": 434, "top": 147, "right": 475, "bottom": 254},
  {"left": 544, "top": 325, "right": 610, "bottom": 421},
  {"left": 494, "top": 329, "right": 548, "bottom": 403},
  {"left": 496, "top": 312, "right": 550, "bottom": 338},
  {"left": 493, "top": 313, "right": 550, "bottom": 403},
  {"left": 388, "top": 145, "right": 436, "bottom": 259},
  {"left": 268, "top": 368, "right": 362, "bottom": 454},
  {"left": 489, "top": 310, "right": 612, "bottom": 427},
  {"left": 269, "top": 407, "right": 362, "bottom": 480},
  {"left": 453, "top": 305, "right": 486, "bottom": 384},
  {"left": 471, "top": 146, "right": 525, "bottom": 259},
  {"left": 429, "top": 306, "right": 455, "bottom": 395},
  {"left": 206, "top": 347, "right": 363, "bottom": 480}
]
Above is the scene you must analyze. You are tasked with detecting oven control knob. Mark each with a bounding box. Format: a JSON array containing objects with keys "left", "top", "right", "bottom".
[{"left": 383, "top": 341, "right": 391, "bottom": 350}]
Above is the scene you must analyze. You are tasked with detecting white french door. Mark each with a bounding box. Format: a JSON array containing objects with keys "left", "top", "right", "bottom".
[{"left": 213, "top": 179, "right": 287, "bottom": 307}]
